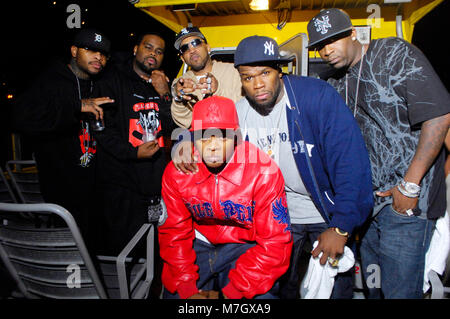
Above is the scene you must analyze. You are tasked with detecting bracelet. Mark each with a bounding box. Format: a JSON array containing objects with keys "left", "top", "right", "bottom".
[
  {"left": 171, "top": 83, "right": 183, "bottom": 102},
  {"left": 332, "top": 227, "right": 349, "bottom": 237},
  {"left": 397, "top": 184, "right": 419, "bottom": 198}
]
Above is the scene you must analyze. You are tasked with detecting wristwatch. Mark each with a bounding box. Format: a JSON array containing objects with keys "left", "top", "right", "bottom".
[
  {"left": 400, "top": 179, "right": 420, "bottom": 194},
  {"left": 332, "top": 227, "right": 349, "bottom": 237},
  {"left": 398, "top": 179, "right": 421, "bottom": 198}
]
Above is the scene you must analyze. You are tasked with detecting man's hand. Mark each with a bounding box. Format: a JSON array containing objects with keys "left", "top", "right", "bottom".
[
  {"left": 137, "top": 141, "right": 160, "bottom": 159},
  {"left": 311, "top": 228, "right": 347, "bottom": 265},
  {"left": 81, "top": 97, "right": 114, "bottom": 119},
  {"left": 376, "top": 186, "right": 418, "bottom": 215},
  {"left": 172, "top": 140, "right": 198, "bottom": 174},
  {"left": 150, "top": 70, "right": 170, "bottom": 97},
  {"left": 175, "top": 78, "right": 197, "bottom": 102},
  {"left": 196, "top": 73, "right": 218, "bottom": 96}
]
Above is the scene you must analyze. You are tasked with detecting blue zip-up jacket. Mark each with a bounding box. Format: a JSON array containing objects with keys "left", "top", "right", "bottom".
[{"left": 283, "top": 75, "right": 373, "bottom": 234}]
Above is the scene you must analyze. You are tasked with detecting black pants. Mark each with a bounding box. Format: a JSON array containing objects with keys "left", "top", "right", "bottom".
[{"left": 96, "top": 183, "right": 150, "bottom": 257}]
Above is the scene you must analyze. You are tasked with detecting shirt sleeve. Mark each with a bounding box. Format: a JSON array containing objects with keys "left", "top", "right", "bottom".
[
  {"left": 391, "top": 39, "right": 450, "bottom": 127},
  {"left": 13, "top": 72, "right": 81, "bottom": 134},
  {"left": 158, "top": 163, "right": 199, "bottom": 299}
]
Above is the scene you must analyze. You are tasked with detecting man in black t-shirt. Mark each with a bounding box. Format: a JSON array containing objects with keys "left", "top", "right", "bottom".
[{"left": 307, "top": 9, "right": 450, "bottom": 298}]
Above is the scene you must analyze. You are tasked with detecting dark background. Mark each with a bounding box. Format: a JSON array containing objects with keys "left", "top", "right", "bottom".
[{"left": 0, "top": 0, "right": 448, "bottom": 165}]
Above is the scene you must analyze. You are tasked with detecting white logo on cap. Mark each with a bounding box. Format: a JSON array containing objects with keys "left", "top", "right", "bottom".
[
  {"left": 314, "top": 15, "right": 332, "bottom": 34},
  {"left": 180, "top": 28, "right": 189, "bottom": 35},
  {"left": 94, "top": 33, "right": 102, "bottom": 42},
  {"left": 264, "top": 41, "right": 275, "bottom": 56}
]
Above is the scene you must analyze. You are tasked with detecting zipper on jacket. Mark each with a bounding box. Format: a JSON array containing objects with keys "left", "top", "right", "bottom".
[{"left": 213, "top": 175, "right": 219, "bottom": 212}]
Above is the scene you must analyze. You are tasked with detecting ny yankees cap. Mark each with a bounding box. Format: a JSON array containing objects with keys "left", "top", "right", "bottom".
[
  {"left": 234, "top": 35, "right": 292, "bottom": 67},
  {"left": 174, "top": 26, "right": 206, "bottom": 50},
  {"left": 307, "top": 8, "right": 353, "bottom": 49},
  {"left": 73, "top": 28, "right": 111, "bottom": 55},
  {"left": 191, "top": 96, "right": 240, "bottom": 132}
]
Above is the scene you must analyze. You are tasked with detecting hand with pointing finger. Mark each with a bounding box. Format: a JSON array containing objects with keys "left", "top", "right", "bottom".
[{"left": 81, "top": 96, "right": 115, "bottom": 120}]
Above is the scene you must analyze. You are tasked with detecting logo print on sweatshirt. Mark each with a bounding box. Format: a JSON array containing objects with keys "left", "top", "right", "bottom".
[
  {"left": 220, "top": 200, "right": 255, "bottom": 224},
  {"left": 272, "top": 197, "right": 291, "bottom": 232},
  {"left": 78, "top": 121, "right": 96, "bottom": 168},
  {"left": 129, "top": 102, "right": 162, "bottom": 147},
  {"left": 186, "top": 202, "right": 214, "bottom": 219}
]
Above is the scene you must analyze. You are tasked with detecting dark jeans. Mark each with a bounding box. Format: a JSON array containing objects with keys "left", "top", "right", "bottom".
[
  {"left": 279, "top": 222, "right": 355, "bottom": 299},
  {"left": 359, "top": 204, "right": 435, "bottom": 299},
  {"left": 164, "top": 239, "right": 280, "bottom": 299}
]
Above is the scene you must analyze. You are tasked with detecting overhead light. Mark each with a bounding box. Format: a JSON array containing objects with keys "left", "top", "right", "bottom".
[
  {"left": 384, "top": 0, "right": 411, "bottom": 3},
  {"left": 250, "top": 0, "right": 269, "bottom": 11}
]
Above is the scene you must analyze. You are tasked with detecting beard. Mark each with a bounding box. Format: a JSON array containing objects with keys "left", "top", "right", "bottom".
[
  {"left": 135, "top": 58, "right": 156, "bottom": 75},
  {"left": 245, "top": 80, "right": 282, "bottom": 116},
  {"left": 187, "top": 55, "right": 209, "bottom": 72}
]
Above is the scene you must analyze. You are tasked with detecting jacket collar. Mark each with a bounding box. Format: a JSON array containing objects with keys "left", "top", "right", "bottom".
[{"left": 193, "top": 142, "right": 246, "bottom": 186}]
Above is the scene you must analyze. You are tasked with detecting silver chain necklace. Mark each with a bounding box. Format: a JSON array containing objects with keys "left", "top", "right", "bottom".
[{"left": 345, "top": 45, "right": 366, "bottom": 117}]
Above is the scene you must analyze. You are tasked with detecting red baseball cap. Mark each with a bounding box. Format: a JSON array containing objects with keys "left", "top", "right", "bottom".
[{"left": 190, "top": 96, "right": 240, "bottom": 132}]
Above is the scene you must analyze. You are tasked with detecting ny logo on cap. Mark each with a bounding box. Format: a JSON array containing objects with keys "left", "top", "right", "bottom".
[
  {"left": 94, "top": 33, "right": 102, "bottom": 43},
  {"left": 314, "top": 16, "right": 332, "bottom": 35},
  {"left": 264, "top": 41, "right": 275, "bottom": 56}
]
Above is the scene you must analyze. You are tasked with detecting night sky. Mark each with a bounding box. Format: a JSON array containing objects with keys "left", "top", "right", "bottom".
[{"left": 0, "top": 0, "right": 448, "bottom": 163}]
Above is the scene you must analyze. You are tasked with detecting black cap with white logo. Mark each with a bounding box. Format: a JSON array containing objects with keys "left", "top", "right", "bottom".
[
  {"left": 307, "top": 8, "right": 353, "bottom": 49},
  {"left": 73, "top": 28, "right": 111, "bottom": 55}
]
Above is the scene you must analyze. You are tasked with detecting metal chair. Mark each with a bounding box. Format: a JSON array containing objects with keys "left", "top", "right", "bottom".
[
  {"left": 6, "top": 160, "right": 44, "bottom": 203},
  {"left": 0, "top": 166, "right": 17, "bottom": 203},
  {"left": 429, "top": 269, "right": 450, "bottom": 299},
  {"left": 0, "top": 202, "right": 154, "bottom": 299}
]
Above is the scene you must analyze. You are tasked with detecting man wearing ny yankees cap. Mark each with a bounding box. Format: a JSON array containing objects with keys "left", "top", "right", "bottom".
[{"left": 173, "top": 35, "right": 373, "bottom": 299}]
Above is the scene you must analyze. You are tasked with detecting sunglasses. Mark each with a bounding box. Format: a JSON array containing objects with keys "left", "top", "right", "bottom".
[{"left": 179, "top": 38, "right": 204, "bottom": 54}]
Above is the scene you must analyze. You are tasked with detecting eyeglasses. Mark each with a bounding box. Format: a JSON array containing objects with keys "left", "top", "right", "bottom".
[{"left": 179, "top": 38, "right": 203, "bottom": 54}]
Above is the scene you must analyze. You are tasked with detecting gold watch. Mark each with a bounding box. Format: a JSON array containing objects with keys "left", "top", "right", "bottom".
[{"left": 333, "top": 227, "right": 349, "bottom": 237}]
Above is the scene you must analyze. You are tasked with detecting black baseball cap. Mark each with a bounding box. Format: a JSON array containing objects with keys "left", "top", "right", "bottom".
[
  {"left": 73, "top": 28, "right": 111, "bottom": 55},
  {"left": 234, "top": 35, "right": 292, "bottom": 68},
  {"left": 307, "top": 8, "right": 353, "bottom": 49},
  {"left": 174, "top": 26, "right": 206, "bottom": 50}
]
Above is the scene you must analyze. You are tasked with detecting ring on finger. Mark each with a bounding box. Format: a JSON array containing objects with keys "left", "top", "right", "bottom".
[
  {"left": 327, "top": 257, "right": 339, "bottom": 267},
  {"left": 179, "top": 89, "right": 185, "bottom": 96}
]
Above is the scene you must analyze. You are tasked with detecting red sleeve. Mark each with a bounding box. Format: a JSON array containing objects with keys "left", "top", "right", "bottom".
[
  {"left": 222, "top": 163, "right": 293, "bottom": 299},
  {"left": 158, "top": 162, "right": 199, "bottom": 299}
]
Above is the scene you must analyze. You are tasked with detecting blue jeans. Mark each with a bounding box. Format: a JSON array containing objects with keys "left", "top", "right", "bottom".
[
  {"left": 164, "top": 240, "right": 280, "bottom": 299},
  {"left": 359, "top": 204, "right": 435, "bottom": 299},
  {"left": 279, "top": 223, "right": 355, "bottom": 299}
]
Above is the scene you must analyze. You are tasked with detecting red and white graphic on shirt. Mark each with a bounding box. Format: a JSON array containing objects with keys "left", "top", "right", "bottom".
[
  {"left": 129, "top": 102, "right": 164, "bottom": 147},
  {"left": 79, "top": 122, "right": 96, "bottom": 167}
]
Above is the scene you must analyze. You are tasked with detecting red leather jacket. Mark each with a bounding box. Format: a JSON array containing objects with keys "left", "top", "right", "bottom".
[{"left": 159, "top": 141, "right": 292, "bottom": 299}]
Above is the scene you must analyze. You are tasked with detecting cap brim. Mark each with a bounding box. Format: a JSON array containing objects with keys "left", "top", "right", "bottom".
[
  {"left": 307, "top": 27, "right": 352, "bottom": 49},
  {"left": 234, "top": 56, "right": 293, "bottom": 68},
  {"left": 174, "top": 32, "right": 205, "bottom": 50}
]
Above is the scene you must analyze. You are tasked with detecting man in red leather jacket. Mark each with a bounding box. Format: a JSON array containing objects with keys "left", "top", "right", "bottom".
[{"left": 159, "top": 96, "right": 293, "bottom": 299}]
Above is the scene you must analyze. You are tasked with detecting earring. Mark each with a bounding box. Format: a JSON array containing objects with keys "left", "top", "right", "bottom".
[{"left": 352, "top": 37, "right": 356, "bottom": 41}]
